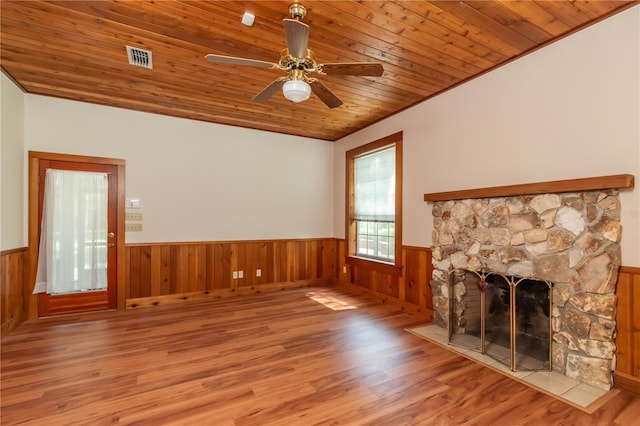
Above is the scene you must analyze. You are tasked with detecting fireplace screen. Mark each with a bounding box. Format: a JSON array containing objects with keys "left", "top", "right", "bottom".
[{"left": 448, "top": 268, "right": 553, "bottom": 371}]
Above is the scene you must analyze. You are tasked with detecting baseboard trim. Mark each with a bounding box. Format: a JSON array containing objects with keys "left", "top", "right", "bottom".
[
  {"left": 1, "top": 310, "right": 26, "bottom": 339},
  {"left": 126, "top": 278, "right": 334, "bottom": 309}
]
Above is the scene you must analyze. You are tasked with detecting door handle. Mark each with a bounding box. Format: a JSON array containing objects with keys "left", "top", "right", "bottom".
[{"left": 108, "top": 232, "right": 115, "bottom": 238}]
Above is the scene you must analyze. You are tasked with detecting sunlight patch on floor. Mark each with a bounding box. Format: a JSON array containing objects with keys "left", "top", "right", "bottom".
[{"left": 306, "top": 292, "right": 358, "bottom": 311}]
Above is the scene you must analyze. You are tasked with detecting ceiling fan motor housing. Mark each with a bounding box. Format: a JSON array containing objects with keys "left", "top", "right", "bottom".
[{"left": 279, "top": 48, "right": 316, "bottom": 72}]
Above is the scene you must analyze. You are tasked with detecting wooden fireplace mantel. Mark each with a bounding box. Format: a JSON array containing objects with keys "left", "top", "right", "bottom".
[{"left": 423, "top": 174, "right": 635, "bottom": 202}]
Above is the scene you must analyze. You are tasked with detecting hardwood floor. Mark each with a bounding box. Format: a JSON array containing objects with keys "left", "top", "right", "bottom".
[{"left": 1, "top": 287, "right": 638, "bottom": 425}]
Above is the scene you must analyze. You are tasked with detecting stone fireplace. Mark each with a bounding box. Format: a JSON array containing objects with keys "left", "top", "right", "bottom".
[{"left": 426, "top": 176, "right": 634, "bottom": 390}]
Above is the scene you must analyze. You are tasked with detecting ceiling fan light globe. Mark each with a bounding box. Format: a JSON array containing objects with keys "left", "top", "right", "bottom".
[{"left": 282, "top": 80, "right": 311, "bottom": 103}]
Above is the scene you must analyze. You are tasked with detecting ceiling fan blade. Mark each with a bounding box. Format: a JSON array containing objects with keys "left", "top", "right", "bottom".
[
  {"left": 310, "top": 80, "right": 343, "bottom": 109},
  {"left": 205, "top": 54, "right": 277, "bottom": 69},
  {"left": 319, "top": 63, "right": 384, "bottom": 76},
  {"left": 252, "top": 78, "right": 286, "bottom": 103},
  {"left": 283, "top": 18, "right": 309, "bottom": 58}
]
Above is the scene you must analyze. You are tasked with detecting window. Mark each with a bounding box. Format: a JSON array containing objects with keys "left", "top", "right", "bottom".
[
  {"left": 346, "top": 132, "right": 402, "bottom": 267},
  {"left": 355, "top": 147, "right": 395, "bottom": 260}
]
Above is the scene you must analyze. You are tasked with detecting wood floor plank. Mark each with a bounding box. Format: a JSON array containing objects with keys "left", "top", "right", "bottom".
[{"left": 1, "top": 287, "right": 638, "bottom": 425}]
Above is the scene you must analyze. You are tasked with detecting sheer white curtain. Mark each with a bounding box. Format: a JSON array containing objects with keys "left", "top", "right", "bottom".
[{"left": 34, "top": 169, "right": 109, "bottom": 295}]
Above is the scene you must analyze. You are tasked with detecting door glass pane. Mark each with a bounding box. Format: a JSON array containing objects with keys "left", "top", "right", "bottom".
[{"left": 37, "top": 169, "right": 109, "bottom": 294}]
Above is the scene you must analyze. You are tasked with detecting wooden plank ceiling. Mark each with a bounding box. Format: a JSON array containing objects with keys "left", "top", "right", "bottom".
[{"left": 1, "top": 1, "right": 634, "bottom": 141}]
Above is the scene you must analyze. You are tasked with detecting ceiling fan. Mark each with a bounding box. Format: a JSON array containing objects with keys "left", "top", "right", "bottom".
[{"left": 204, "top": 3, "right": 384, "bottom": 108}]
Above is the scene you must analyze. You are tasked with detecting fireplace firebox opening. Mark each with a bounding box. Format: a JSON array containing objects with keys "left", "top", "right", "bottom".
[{"left": 448, "top": 268, "right": 553, "bottom": 372}]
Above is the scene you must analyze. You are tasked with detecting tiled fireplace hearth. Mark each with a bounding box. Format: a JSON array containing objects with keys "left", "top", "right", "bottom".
[{"left": 424, "top": 175, "right": 635, "bottom": 390}]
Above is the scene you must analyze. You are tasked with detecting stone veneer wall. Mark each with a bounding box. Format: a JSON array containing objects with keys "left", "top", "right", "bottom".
[{"left": 429, "top": 190, "right": 622, "bottom": 390}]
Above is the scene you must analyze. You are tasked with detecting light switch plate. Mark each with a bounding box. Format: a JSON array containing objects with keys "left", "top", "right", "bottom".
[{"left": 125, "top": 198, "right": 142, "bottom": 209}]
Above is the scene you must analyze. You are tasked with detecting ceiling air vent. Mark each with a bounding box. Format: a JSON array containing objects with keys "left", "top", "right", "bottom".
[{"left": 126, "top": 45, "right": 153, "bottom": 69}]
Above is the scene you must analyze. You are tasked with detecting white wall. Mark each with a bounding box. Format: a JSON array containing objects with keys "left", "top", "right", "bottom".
[
  {"left": 334, "top": 6, "right": 640, "bottom": 267},
  {"left": 24, "top": 97, "right": 334, "bottom": 243},
  {"left": 0, "top": 72, "right": 25, "bottom": 250}
]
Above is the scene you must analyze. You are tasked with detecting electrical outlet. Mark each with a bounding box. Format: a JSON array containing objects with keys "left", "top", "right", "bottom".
[
  {"left": 125, "top": 222, "right": 142, "bottom": 232},
  {"left": 238, "top": 271, "right": 244, "bottom": 279},
  {"left": 232, "top": 271, "right": 238, "bottom": 279},
  {"left": 125, "top": 211, "right": 143, "bottom": 221},
  {"left": 343, "top": 266, "right": 347, "bottom": 273},
  {"left": 256, "top": 269, "right": 261, "bottom": 277}
]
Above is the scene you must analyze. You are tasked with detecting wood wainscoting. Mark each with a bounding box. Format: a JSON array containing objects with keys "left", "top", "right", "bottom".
[
  {"left": 336, "top": 240, "right": 434, "bottom": 320},
  {"left": 0, "top": 248, "right": 28, "bottom": 337},
  {"left": 615, "top": 266, "right": 640, "bottom": 396},
  {"left": 125, "top": 238, "right": 337, "bottom": 308}
]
